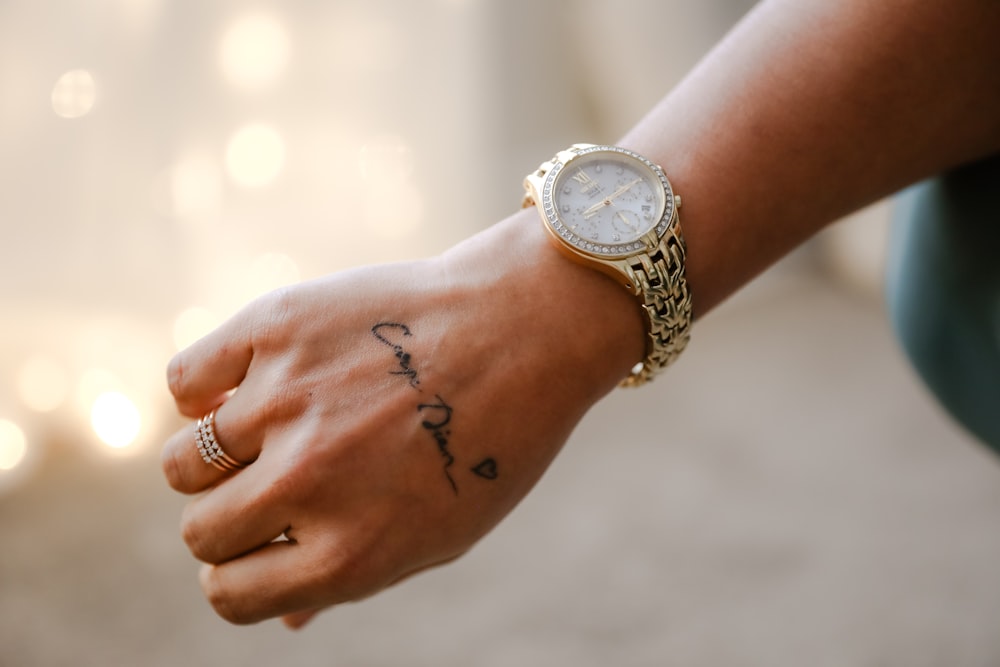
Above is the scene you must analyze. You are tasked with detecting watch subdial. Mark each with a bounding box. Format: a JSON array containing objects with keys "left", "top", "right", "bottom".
[{"left": 611, "top": 209, "right": 640, "bottom": 236}]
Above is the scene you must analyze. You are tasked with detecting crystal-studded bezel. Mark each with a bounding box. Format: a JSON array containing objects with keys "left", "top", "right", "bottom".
[{"left": 539, "top": 145, "right": 674, "bottom": 259}]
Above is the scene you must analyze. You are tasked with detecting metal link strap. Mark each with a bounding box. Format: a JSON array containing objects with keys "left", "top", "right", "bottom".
[{"left": 619, "top": 219, "right": 693, "bottom": 388}]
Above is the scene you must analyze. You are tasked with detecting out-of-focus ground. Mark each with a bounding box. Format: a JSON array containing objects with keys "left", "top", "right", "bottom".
[{"left": 5, "top": 264, "right": 1000, "bottom": 667}]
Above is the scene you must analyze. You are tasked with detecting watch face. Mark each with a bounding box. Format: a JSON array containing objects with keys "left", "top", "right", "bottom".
[{"left": 540, "top": 146, "right": 673, "bottom": 258}]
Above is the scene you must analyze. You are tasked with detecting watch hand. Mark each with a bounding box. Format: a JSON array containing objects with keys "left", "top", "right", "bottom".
[
  {"left": 607, "top": 177, "right": 642, "bottom": 202},
  {"left": 581, "top": 178, "right": 643, "bottom": 219},
  {"left": 615, "top": 210, "right": 638, "bottom": 230},
  {"left": 582, "top": 199, "right": 609, "bottom": 219}
]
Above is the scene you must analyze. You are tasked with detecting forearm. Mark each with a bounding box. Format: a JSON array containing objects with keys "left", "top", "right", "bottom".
[
  {"left": 452, "top": 0, "right": 1000, "bottom": 391},
  {"left": 622, "top": 0, "right": 1000, "bottom": 316}
]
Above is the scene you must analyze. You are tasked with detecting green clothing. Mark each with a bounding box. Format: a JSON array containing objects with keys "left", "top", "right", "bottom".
[{"left": 886, "top": 154, "right": 1000, "bottom": 455}]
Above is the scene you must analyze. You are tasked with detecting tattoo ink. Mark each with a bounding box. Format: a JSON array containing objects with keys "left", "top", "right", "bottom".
[
  {"left": 370, "top": 320, "right": 499, "bottom": 492},
  {"left": 471, "top": 458, "right": 498, "bottom": 480},
  {"left": 418, "top": 395, "right": 458, "bottom": 494},
  {"left": 371, "top": 322, "right": 421, "bottom": 389}
]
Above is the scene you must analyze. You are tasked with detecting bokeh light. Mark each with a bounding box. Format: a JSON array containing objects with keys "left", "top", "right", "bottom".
[
  {"left": 17, "top": 356, "right": 70, "bottom": 413},
  {"left": 76, "top": 368, "right": 125, "bottom": 418},
  {"left": 51, "top": 69, "right": 97, "bottom": 119},
  {"left": 173, "top": 306, "right": 222, "bottom": 351},
  {"left": 225, "top": 123, "right": 286, "bottom": 188},
  {"left": 90, "top": 392, "right": 142, "bottom": 450},
  {"left": 219, "top": 14, "right": 290, "bottom": 89},
  {"left": 0, "top": 420, "right": 28, "bottom": 471}
]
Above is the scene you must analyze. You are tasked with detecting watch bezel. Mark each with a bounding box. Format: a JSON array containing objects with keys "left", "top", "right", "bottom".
[{"left": 538, "top": 145, "right": 675, "bottom": 259}]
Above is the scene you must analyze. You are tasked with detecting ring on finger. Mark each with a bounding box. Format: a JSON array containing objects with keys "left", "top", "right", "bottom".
[{"left": 195, "top": 410, "right": 247, "bottom": 472}]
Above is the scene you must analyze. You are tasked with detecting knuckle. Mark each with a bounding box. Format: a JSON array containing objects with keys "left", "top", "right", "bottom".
[
  {"left": 211, "top": 596, "right": 255, "bottom": 625},
  {"left": 180, "top": 511, "right": 217, "bottom": 564},
  {"left": 160, "top": 445, "right": 189, "bottom": 492},
  {"left": 254, "top": 287, "right": 297, "bottom": 349},
  {"left": 201, "top": 571, "right": 257, "bottom": 625},
  {"left": 166, "top": 354, "right": 187, "bottom": 399}
]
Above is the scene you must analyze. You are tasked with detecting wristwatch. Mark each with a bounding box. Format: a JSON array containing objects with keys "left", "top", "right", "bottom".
[{"left": 522, "top": 143, "right": 692, "bottom": 387}]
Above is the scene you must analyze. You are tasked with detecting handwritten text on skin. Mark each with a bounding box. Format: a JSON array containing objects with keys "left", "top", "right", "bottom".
[{"left": 371, "top": 321, "right": 499, "bottom": 493}]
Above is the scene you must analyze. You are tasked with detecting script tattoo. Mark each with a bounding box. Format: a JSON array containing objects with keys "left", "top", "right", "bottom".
[
  {"left": 371, "top": 322, "right": 421, "bottom": 388},
  {"left": 417, "top": 395, "right": 458, "bottom": 494},
  {"left": 370, "top": 320, "right": 498, "bottom": 493}
]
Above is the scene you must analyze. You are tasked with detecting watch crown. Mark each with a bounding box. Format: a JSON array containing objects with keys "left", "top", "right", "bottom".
[{"left": 675, "top": 195, "right": 682, "bottom": 209}]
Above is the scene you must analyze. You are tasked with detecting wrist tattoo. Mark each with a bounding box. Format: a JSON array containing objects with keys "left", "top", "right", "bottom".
[
  {"left": 371, "top": 322, "right": 421, "bottom": 389},
  {"left": 371, "top": 321, "right": 499, "bottom": 494}
]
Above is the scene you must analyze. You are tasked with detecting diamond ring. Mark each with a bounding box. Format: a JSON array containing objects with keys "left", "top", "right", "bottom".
[{"left": 195, "top": 410, "right": 247, "bottom": 472}]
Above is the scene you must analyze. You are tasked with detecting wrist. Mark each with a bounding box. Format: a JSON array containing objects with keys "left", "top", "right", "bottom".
[{"left": 440, "top": 208, "right": 647, "bottom": 402}]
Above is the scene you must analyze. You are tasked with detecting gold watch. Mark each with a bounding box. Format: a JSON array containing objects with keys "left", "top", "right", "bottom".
[{"left": 523, "top": 143, "right": 692, "bottom": 387}]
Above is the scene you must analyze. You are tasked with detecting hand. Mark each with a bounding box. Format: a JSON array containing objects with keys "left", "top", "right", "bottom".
[{"left": 161, "top": 210, "right": 645, "bottom": 627}]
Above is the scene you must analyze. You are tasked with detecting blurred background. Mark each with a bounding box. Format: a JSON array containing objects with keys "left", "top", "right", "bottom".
[{"left": 2, "top": 1, "right": 999, "bottom": 665}]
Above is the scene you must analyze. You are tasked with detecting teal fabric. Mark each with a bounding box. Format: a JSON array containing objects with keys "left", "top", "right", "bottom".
[{"left": 885, "top": 154, "right": 1000, "bottom": 455}]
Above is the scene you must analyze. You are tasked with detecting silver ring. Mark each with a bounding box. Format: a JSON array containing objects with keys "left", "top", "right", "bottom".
[{"left": 195, "top": 410, "right": 246, "bottom": 472}]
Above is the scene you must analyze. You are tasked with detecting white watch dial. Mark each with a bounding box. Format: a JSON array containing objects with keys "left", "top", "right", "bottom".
[{"left": 541, "top": 146, "right": 673, "bottom": 257}]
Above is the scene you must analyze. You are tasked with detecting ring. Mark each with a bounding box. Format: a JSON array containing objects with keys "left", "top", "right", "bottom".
[{"left": 195, "top": 411, "right": 247, "bottom": 472}]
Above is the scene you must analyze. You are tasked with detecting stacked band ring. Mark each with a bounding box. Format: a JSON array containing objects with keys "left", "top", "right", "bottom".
[{"left": 195, "top": 410, "right": 246, "bottom": 472}]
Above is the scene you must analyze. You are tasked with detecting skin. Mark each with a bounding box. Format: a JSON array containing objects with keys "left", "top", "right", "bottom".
[{"left": 162, "top": 0, "right": 1000, "bottom": 628}]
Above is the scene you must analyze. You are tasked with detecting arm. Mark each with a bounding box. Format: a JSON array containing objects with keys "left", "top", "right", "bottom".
[
  {"left": 162, "top": 0, "right": 1000, "bottom": 627},
  {"left": 627, "top": 0, "right": 1000, "bottom": 316}
]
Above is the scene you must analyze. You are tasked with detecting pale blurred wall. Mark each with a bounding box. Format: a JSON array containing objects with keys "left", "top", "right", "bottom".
[
  {"left": 0, "top": 0, "right": 764, "bottom": 480},
  {"left": 473, "top": 0, "right": 759, "bottom": 212}
]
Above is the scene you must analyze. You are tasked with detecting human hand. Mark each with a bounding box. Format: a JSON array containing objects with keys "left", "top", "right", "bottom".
[{"left": 161, "top": 210, "right": 646, "bottom": 627}]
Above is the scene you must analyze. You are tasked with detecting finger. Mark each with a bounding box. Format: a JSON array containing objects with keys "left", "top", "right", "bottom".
[
  {"left": 180, "top": 452, "right": 290, "bottom": 564},
  {"left": 161, "top": 392, "right": 263, "bottom": 494},
  {"left": 281, "top": 609, "right": 320, "bottom": 630},
  {"left": 199, "top": 539, "right": 362, "bottom": 625},
  {"left": 201, "top": 530, "right": 458, "bottom": 625},
  {"left": 386, "top": 551, "right": 464, "bottom": 587},
  {"left": 199, "top": 523, "right": 407, "bottom": 625},
  {"left": 167, "top": 306, "right": 257, "bottom": 418},
  {"left": 275, "top": 554, "right": 463, "bottom": 629}
]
